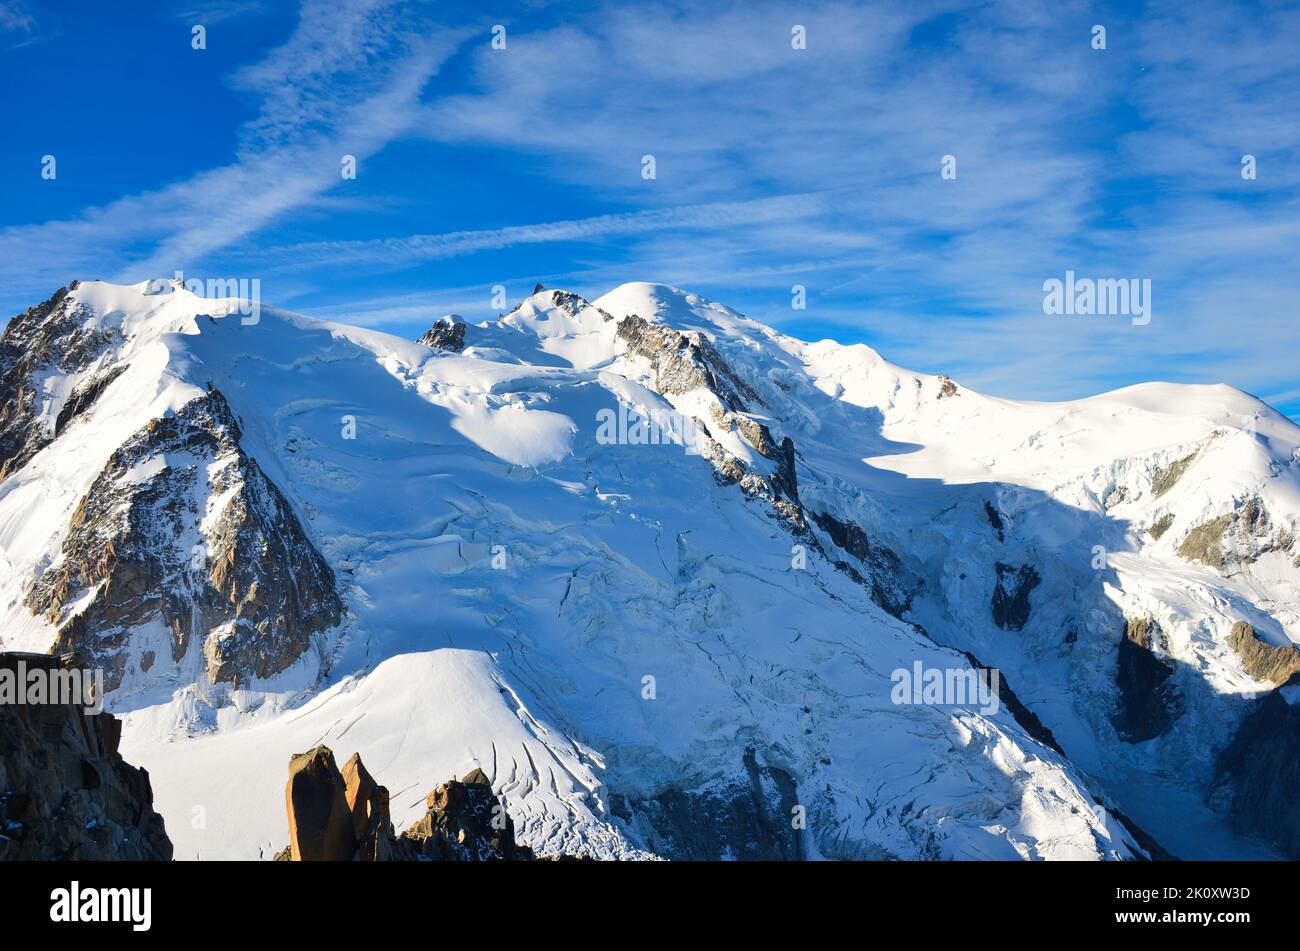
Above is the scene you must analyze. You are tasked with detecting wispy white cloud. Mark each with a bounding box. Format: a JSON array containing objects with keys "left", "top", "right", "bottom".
[
  {"left": 0, "top": 0, "right": 467, "bottom": 297},
  {"left": 0, "top": 0, "right": 34, "bottom": 33},
  {"left": 251, "top": 190, "right": 866, "bottom": 271}
]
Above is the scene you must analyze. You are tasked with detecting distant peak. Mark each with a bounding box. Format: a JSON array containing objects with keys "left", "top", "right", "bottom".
[{"left": 417, "top": 315, "right": 466, "bottom": 352}]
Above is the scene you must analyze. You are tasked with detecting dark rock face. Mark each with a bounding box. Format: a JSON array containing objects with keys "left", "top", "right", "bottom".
[
  {"left": 809, "top": 510, "right": 913, "bottom": 618},
  {"left": 0, "top": 286, "right": 122, "bottom": 479},
  {"left": 991, "top": 563, "right": 1040, "bottom": 631},
  {"left": 277, "top": 747, "right": 535, "bottom": 861},
  {"left": 610, "top": 748, "right": 802, "bottom": 860},
  {"left": 1227, "top": 621, "right": 1300, "bottom": 686},
  {"left": 984, "top": 501, "right": 1005, "bottom": 541},
  {"left": 1111, "top": 617, "right": 1182, "bottom": 742},
  {"left": 1104, "top": 804, "right": 1178, "bottom": 861},
  {"left": 26, "top": 388, "right": 342, "bottom": 690},
  {"left": 0, "top": 652, "right": 172, "bottom": 860},
  {"left": 417, "top": 316, "right": 466, "bottom": 352},
  {"left": 1210, "top": 681, "right": 1300, "bottom": 857},
  {"left": 957, "top": 649, "right": 1063, "bottom": 755}
]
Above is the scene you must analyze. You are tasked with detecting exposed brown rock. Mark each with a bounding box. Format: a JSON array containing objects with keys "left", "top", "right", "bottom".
[
  {"left": 276, "top": 746, "right": 540, "bottom": 861},
  {"left": 342, "top": 752, "right": 395, "bottom": 861},
  {"left": 1148, "top": 513, "right": 1174, "bottom": 540},
  {"left": 1227, "top": 621, "right": 1300, "bottom": 686},
  {"left": 286, "top": 746, "right": 357, "bottom": 861},
  {"left": 616, "top": 313, "right": 760, "bottom": 410},
  {"left": 27, "top": 388, "right": 342, "bottom": 691},
  {"left": 398, "top": 766, "right": 533, "bottom": 861},
  {"left": 1151, "top": 451, "right": 1197, "bottom": 498},
  {"left": 0, "top": 652, "right": 172, "bottom": 860},
  {"left": 0, "top": 287, "right": 121, "bottom": 480},
  {"left": 1177, "top": 496, "right": 1294, "bottom": 572}
]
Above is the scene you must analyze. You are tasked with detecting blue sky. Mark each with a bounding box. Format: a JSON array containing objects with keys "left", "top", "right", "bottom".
[{"left": 1, "top": 0, "right": 1297, "bottom": 417}]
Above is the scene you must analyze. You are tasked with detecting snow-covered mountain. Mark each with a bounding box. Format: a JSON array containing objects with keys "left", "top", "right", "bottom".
[{"left": 1, "top": 277, "right": 1297, "bottom": 860}]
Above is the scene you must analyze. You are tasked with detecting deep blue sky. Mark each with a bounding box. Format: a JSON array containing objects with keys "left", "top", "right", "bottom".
[{"left": 1, "top": 0, "right": 1297, "bottom": 417}]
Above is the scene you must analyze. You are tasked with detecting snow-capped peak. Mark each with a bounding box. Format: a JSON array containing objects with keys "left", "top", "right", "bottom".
[{"left": 1, "top": 277, "right": 1297, "bottom": 863}]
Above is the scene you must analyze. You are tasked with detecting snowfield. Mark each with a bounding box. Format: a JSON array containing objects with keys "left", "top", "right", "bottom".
[{"left": 1, "top": 278, "right": 1296, "bottom": 860}]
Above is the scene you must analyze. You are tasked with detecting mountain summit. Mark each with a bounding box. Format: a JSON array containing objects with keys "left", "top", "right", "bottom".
[{"left": 1, "top": 279, "right": 1296, "bottom": 861}]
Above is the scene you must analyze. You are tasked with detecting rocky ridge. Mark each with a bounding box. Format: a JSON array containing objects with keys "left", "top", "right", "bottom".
[
  {"left": 0, "top": 651, "right": 172, "bottom": 860},
  {"left": 25, "top": 387, "right": 342, "bottom": 691},
  {"left": 276, "top": 745, "right": 539, "bottom": 861}
]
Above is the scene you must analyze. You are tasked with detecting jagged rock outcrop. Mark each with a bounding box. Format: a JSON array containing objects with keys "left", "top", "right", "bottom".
[
  {"left": 1227, "top": 621, "right": 1300, "bottom": 686},
  {"left": 0, "top": 284, "right": 122, "bottom": 479},
  {"left": 1177, "top": 496, "right": 1294, "bottom": 573},
  {"left": 276, "top": 747, "right": 536, "bottom": 861},
  {"left": 342, "top": 752, "right": 396, "bottom": 861},
  {"left": 991, "top": 563, "right": 1040, "bottom": 631},
  {"left": 0, "top": 652, "right": 172, "bottom": 860},
  {"left": 1148, "top": 513, "right": 1174, "bottom": 540},
  {"left": 1151, "top": 451, "right": 1197, "bottom": 498},
  {"left": 610, "top": 748, "right": 802, "bottom": 860},
  {"left": 809, "top": 510, "right": 914, "bottom": 618},
  {"left": 1111, "top": 617, "right": 1182, "bottom": 742},
  {"left": 1209, "top": 679, "right": 1300, "bottom": 857},
  {"left": 285, "top": 746, "right": 356, "bottom": 861},
  {"left": 616, "top": 313, "right": 760, "bottom": 410},
  {"left": 398, "top": 766, "right": 534, "bottom": 861},
  {"left": 417, "top": 315, "right": 466, "bottom": 352},
  {"left": 26, "top": 388, "right": 342, "bottom": 690}
]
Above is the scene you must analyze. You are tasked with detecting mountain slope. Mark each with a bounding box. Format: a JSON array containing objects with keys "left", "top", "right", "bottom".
[{"left": 1, "top": 278, "right": 1296, "bottom": 860}]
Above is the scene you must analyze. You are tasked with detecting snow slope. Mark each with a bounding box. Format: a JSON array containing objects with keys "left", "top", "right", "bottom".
[{"left": 2, "top": 278, "right": 1296, "bottom": 860}]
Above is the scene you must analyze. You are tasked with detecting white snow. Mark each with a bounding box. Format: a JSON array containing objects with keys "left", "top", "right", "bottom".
[{"left": 2, "top": 279, "right": 1295, "bottom": 861}]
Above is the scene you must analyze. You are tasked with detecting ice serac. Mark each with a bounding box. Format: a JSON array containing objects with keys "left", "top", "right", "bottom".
[
  {"left": 0, "top": 652, "right": 172, "bottom": 860},
  {"left": 25, "top": 386, "right": 342, "bottom": 691}
]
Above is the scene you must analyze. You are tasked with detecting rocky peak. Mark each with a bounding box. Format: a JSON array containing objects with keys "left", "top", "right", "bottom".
[
  {"left": 417, "top": 315, "right": 467, "bottom": 352},
  {"left": 615, "top": 313, "right": 760, "bottom": 411},
  {"left": 277, "top": 745, "right": 537, "bottom": 861},
  {"left": 26, "top": 387, "right": 342, "bottom": 693}
]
